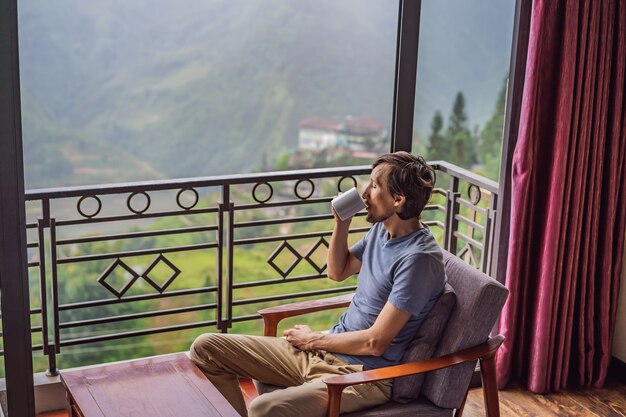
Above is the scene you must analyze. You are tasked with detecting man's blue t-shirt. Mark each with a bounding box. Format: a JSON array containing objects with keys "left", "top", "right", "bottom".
[{"left": 329, "top": 222, "right": 446, "bottom": 369}]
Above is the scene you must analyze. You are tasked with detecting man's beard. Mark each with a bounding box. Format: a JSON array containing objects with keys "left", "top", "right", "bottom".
[{"left": 365, "top": 208, "right": 395, "bottom": 224}]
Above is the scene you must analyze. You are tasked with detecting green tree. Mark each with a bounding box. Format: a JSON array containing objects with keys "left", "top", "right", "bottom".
[
  {"left": 446, "top": 92, "right": 475, "bottom": 167},
  {"left": 449, "top": 92, "right": 468, "bottom": 134},
  {"left": 426, "top": 110, "right": 448, "bottom": 161},
  {"left": 479, "top": 78, "right": 508, "bottom": 180}
]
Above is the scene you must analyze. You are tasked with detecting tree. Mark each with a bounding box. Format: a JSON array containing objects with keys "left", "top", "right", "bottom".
[
  {"left": 446, "top": 92, "right": 475, "bottom": 167},
  {"left": 426, "top": 110, "right": 448, "bottom": 161},
  {"left": 448, "top": 92, "right": 468, "bottom": 134},
  {"left": 479, "top": 78, "right": 508, "bottom": 180}
]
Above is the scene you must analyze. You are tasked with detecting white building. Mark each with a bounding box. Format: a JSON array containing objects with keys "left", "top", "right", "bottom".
[
  {"left": 297, "top": 116, "right": 388, "bottom": 153},
  {"left": 297, "top": 119, "right": 342, "bottom": 150}
]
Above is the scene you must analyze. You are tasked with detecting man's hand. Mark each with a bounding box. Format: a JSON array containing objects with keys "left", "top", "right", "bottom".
[
  {"left": 282, "top": 303, "right": 412, "bottom": 357},
  {"left": 283, "top": 325, "right": 320, "bottom": 351},
  {"left": 327, "top": 207, "right": 361, "bottom": 282},
  {"left": 332, "top": 206, "right": 352, "bottom": 227}
]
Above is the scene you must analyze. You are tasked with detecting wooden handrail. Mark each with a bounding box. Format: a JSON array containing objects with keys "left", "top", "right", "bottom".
[
  {"left": 258, "top": 293, "right": 354, "bottom": 336},
  {"left": 323, "top": 334, "right": 503, "bottom": 387}
]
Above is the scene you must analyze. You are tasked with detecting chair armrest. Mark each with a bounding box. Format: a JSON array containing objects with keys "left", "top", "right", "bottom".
[
  {"left": 324, "top": 334, "right": 504, "bottom": 387},
  {"left": 258, "top": 293, "right": 354, "bottom": 337},
  {"left": 323, "top": 335, "right": 505, "bottom": 417}
]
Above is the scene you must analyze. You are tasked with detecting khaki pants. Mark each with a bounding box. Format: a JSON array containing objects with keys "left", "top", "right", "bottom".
[{"left": 190, "top": 333, "right": 391, "bottom": 417}]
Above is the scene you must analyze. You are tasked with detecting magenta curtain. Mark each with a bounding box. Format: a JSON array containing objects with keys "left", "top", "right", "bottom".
[{"left": 496, "top": 0, "right": 626, "bottom": 393}]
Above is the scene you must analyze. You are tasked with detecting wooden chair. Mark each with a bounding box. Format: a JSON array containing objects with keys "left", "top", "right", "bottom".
[{"left": 257, "top": 251, "right": 508, "bottom": 417}]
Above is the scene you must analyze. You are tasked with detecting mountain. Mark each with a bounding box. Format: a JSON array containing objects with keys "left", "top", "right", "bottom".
[
  {"left": 17, "top": 0, "right": 514, "bottom": 188},
  {"left": 21, "top": 88, "right": 165, "bottom": 188}
]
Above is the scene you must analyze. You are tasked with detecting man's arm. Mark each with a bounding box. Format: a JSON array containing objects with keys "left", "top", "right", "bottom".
[
  {"left": 326, "top": 210, "right": 361, "bottom": 282},
  {"left": 283, "top": 302, "right": 411, "bottom": 356}
]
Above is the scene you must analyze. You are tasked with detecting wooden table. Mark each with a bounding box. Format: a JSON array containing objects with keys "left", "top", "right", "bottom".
[{"left": 60, "top": 353, "right": 240, "bottom": 417}]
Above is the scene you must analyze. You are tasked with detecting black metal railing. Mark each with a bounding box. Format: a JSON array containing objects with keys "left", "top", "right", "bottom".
[{"left": 0, "top": 162, "right": 498, "bottom": 376}]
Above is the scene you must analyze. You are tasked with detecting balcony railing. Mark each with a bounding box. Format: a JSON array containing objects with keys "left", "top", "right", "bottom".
[{"left": 0, "top": 161, "right": 498, "bottom": 377}]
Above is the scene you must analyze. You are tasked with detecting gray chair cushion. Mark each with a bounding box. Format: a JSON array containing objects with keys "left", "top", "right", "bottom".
[
  {"left": 253, "top": 384, "right": 453, "bottom": 417},
  {"left": 391, "top": 283, "right": 456, "bottom": 403},
  {"left": 421, "top": 251, "right": 508, "bottom": 409},
  {"left": 252, "top": 379, "right": 280, "bottom": 395},
  {"left": 346, "top": 397, "right": 452, "bottom": 417}
]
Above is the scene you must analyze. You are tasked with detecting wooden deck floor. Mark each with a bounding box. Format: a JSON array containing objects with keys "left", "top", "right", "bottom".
[
  {"left": 464, "top": 377, "right": 626, "bottom": 417},
  {"left": 38, "top": 377, "right": 625, "bottom": 417}
]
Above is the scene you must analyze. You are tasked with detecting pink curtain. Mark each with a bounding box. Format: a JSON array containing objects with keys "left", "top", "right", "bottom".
[{"left": 496, "top": 0, "right": 626, "bottom": 393}]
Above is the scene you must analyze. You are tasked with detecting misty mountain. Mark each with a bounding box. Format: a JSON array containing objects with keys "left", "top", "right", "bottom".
[
  {"left": 21, "top": 88, "right": 165, "bottom": 188},
  {"left": 18, "top": 0, "right": 514, "bottom": 188}
]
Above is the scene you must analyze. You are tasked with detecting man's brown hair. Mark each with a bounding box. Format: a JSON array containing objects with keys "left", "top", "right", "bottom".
[{"left": 372, "top": 151, "right": 436, "bottom": 220}]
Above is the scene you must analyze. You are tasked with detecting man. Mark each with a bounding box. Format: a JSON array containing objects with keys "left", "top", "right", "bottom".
[{"left": 190, "top": 151, "right": 446, "bottom": 417}]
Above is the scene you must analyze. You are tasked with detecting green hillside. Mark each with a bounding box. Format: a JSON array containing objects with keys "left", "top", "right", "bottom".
[{"left": 21, "top": 88, "right": 165, "bottom": 188}]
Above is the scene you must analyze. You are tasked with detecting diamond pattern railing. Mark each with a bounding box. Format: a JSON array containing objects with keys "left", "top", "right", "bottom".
[
  {"left": 4, "top": 162, "right": 498, "bottom": 375},
  {"left": 142, "top": 254, "right": 181, "bottom": 293},
  {"left": 97, "top": 258, "right": 141, "bottom": 298},
  {"left": 304, "top": 238, "right": 329, "bottom": 274},
  {"left": 267, "top": 241, "right": 304, "bottom": 278}
]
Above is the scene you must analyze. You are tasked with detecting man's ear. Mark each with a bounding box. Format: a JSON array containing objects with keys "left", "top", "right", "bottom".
[{"left": 393, "top": 194, "right": 406, "bottom": 208}]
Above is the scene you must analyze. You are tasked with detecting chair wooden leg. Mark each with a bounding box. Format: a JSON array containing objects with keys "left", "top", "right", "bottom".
[
  {"left": 325, "top": 385, "right": 344, "bottom": 417},
  {"left": 453, "top": 385, "right": 470, "bottom": 417},
  {"left": 479, "top": 354, "right": 500, "bottom": 417},
  {"left": 262, "top": 317, "right": 279, "bottom": 337}
]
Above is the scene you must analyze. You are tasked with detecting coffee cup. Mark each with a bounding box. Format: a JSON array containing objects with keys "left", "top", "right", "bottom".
[{"left": 331, "top": 187, "right": 366, "bottom": 220}]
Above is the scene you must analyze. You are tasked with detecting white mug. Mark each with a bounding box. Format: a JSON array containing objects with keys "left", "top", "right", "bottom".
[{"left": 331, "top": 187, "right": 366, "bottom": 220}]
